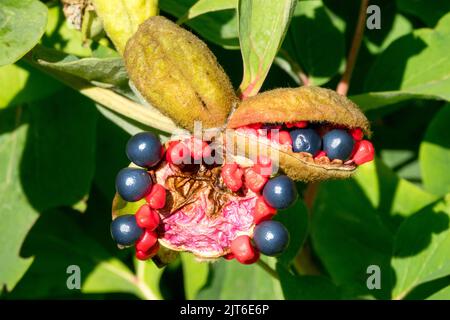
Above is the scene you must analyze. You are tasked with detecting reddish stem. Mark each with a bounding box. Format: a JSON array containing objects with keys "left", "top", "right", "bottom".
[{"left": 336, "top": 0, "right": 369, "bottom": 96}]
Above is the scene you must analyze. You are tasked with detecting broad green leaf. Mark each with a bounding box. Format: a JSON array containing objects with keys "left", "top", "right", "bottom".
[
  {"left": 198, "top": 258, "right": 283, "bottom": 299},
  {"left": 8, "top": 208, "right": 158, "bottom": 299},
  {"left": 0, "top": 106, "right": 38, "bottom": 291},
  {"left": 353, "top": 13, "right": 450, "bottom": 111},
  {"left": 396, "top": 0, "right": 450, "bottom": 27},
  {"left": 178, "top": 0, "right": 236, "bottom": 24},
  {"left": 20, "top": 90, "right": 97, "bottom": 211},
  {"left": 275, "top": 197, "right": 309, "bottom": 267},
  {"left": 133, "top": 258, "right": 164, "bottom": 299},
  {"left": 277, "top": 264, "right": 340, "bottom": 299},
  {"left": 419, "top": 105, "right": 450, "bottom": 196},
  {"left": 392, "top": 197, "right": 450, "bottom": 299},
  {"left": 92, "top": 0, "right": 158, "bottom": 54},
  {"left": 238, "top": 0, "right": 297, "bottom": 97},
  {"left": 281, "top": 0, "right": 345, "bottom": 85},
  {"left": 0, "top": 0, "right": 47, "bottom": 66},
  {"left": 180, "top": 253, "right": 209, "bottom": 300},
  {"left": 428, "top": 284, "right": 450, "bottom": 300},
  {"left": 160, "top": 0, "right": 239, "bottom": 49},
  {"left": 33, "top": 47, "right": 128, "bottom": 87},
  {"left": 311, "top": 176, "right": 394, "bottom": 299},
  {"left": 0, "top": 62, "right": 62, "bottom": 108}
]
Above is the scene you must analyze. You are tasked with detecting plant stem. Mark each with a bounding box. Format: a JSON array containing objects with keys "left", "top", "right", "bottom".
[
  {"left": 257, "top": 259, "right": 279, "bottom": 280},
  {"left": 23, "top": 54, "right": 178, "bottom": 134},
  {"left": 336, "top": 0, "right": 369, "bottom": 96}
]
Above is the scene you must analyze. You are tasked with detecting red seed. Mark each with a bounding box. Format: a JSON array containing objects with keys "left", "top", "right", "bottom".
[
  {"left": 145, "top": 184, "right": 166, "bottom": 209},
  {"left": 221, "top": 163, "right": 244, "bottom": 192},
  {"left": 350, "top": 128, "right": 364, "bottom": 141},
  {"left": 136, "top": 242, "right": 160, "bottom": 261},
  {"left": 314, "top": 151, "right": 327, "bottom": 159},
  {"left": 224, "top": 253, "right": 235, "bottom": 260},
  {"left": 230, "top": 235, "right": 260, "bottom": 265},
  {"left": 352, "top": 140, "right": 375, "bottom": 165},
  {"left": 136, "top": 229, "right": 158, "bottom": 252},
  {"left": 286, "top": 121, "right": 308, "bottom": 128},
  {"left": 253, "top": 196, "right": 276, "bottom": 224},
  {"left": 166, "top": 141, "right": 190, "bottom": 165},
  {"left": 135, "top": 204, "right": 160, "bottom": 230},
  {"left": 244, "top": 167, "right": 268, "bottom": 193}
]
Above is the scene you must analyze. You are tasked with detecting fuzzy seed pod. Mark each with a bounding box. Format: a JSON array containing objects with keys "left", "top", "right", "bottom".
[{"left": 124, "top": 16, "right": 238, "bottom": 132}]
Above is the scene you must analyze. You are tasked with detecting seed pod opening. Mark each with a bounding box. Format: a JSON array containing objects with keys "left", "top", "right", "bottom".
[
  {"left": 124, "top": 16, "right": 238, "bottom": 132},
  {"left": 226, "top": 86, "right": 373, "bottom": 182}
]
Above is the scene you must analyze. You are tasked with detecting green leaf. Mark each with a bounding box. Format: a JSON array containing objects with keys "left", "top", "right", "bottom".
[
  {"left": 392, "top": 197, "right": 450, "bottom": 299},
  {"left": 20, "top": 90, "right": 97, "bottom": 211},
  {"left": 0, "top": 106, "right": 38, "bottom": 291},
  {"left": 178, "top": 0, "right": 236, "bottom": 24},
  {"left": 311, "top": 175, "right": 394, "bottom": 299},
  {"left": 353, "top": 13, "right": 450, "bottom": 111},
  {"left": 396, "top": 0, "right": 450, "bottom": 27},
  {"left": 180, "top": 253, "right": 209, "bottom": 300},
  {"left": 275, "top": 198, "right": 309, "bottom": 267},
  {"left": 0, "top": 62, "right": 62, "bottom": 109},
  {"left": 160, "top": 0, "right": 239, "bottom": 49},
  {"left": 419, "top": 105, "right": 450, "bottom": 196},
  {"left": 428, "top": 284, "right": 450, "bottom": 300},
  {"left": 277, "top": 264, "right": 340, "bottom": 299},
  {"left": 133, "top": 258, "right": 164, "bottom": 299},
  {"left": 281, "top": 0, "right": 345, "bottom": 85},
  {"left": 238, "top": 0, "right": 297, "bottom": 97},
  {"left": 198, "top": 258, "right": 283, "bottom": 299},
  {"left": 0, "top": 0, "right": 48, "bottom": 66},
  {"left": 33, "top": 47, "right": 128, "bottom": 87},
  {"left": 8, "top": 208, "right": 159, "bottom": 299}
]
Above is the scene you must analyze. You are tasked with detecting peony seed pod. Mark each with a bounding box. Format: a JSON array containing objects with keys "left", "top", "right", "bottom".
[{"left": 124, "top": 16, "right": 238, "bottom": 132}]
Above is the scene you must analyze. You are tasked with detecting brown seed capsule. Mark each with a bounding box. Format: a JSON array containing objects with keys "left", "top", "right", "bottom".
[
  {"left": 124, "top": 16, "right": 238, "bottom": 132},
  {"left": 226, "top": 86, "right": 371, "bottom": 182}
]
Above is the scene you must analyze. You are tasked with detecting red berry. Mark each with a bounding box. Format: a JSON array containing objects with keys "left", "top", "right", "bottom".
[
  {"left": 286, "top": 121, "right": 308, "bottom": 128},
  {"left": 187, "top": 138, "right": 211, "bottom": 161},
  {"left": 253, "top": 196, "right": 276, "bottom": 224},
  {"left": 135, "top": 204, "right": 160, "bottom": 230},
  {"left": 350, "top": 128, "right": 364, "bottom": 141},
  {"left": 136, "top": 242, "right": 160, "bottom": 261},
  {"left": 268, "top": 131, "right": 292, "bottom": 146},
  {"left": 136, "top": 229, "right": 158, "bottom": 252},
  {"left": 166, "top": 141, "right": 190, "bottom": 165},
  {"left": 224, "top": 253, "right": 235, "bottom": 260},
  {"left": 230, "top": 235, "right": 260, "bottom": 264},
  {"left": 145, "top": 184, "right": 166, "bottom": 209},
  {"left": 244, "top": 167, "right": 268, "bottom": 193},
  {"left": 221, "top": 163, "right": 244, "bottom": 192},
  {"left": 352, "top": 140, "right": 375, "bottom": 165},
  {"left": 253, "top": 156, "right": 272, "bottom": 178},
  {"left": 247, "top": 123, "right": 262, "bottom": 130},
  {"left": 314, "top": 151, "right": 327, "bottom": 159}
]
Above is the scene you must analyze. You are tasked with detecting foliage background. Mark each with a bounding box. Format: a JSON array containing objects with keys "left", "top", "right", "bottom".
[{"left": 0, "top": 0, "right": 449, "bottom": 300}]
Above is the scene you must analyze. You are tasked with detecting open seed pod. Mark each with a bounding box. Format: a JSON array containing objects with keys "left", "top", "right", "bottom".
[
  {"left": 124, "top": 16, "right": 238, "bottom": 132},
  {"left": 226, "top": 86, "right": 372, "bottom": 182}
]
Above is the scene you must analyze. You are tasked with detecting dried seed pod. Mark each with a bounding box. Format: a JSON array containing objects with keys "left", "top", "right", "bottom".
[
  {"left": 226, "top": 86, "right": 371, "bottom": 182},
  {"left": 124, "top": 16, "right": 238, "bottom": 132}
]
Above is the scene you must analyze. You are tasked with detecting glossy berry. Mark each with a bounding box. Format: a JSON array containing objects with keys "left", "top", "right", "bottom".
[
  {"left": 116, "top": 168, "right": 153, "bottom": 202},
  {"left": 262, "top": 175, "right": 298, "bottom": 209},
  {"left": 323, "top": 129, "right": 355, "bottom": 160},
  {"left": 126, "top": 132, "right": 163, "bottom": 168},
  {"left": 290, "top": 129, "right": 321, "bottom": 155},
  {"left": 230, "top": 235, "right": 260, "bottom": 264},
  {"left": 253, "top": 220, "right": 290, "bottom": 256},
  {"left": 111, "top": 214, "right": 143, "bottom": 246},
  {"left": 135, "top": 204, "right": 160, "bottom": 230},
  {"left": 350, "top": 128, "right": 364, "bottom": 141}
]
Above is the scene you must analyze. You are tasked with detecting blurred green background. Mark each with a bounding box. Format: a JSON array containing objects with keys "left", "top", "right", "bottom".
[{"left": 0, "top": 0, "right": 449, "bottom": 300}]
